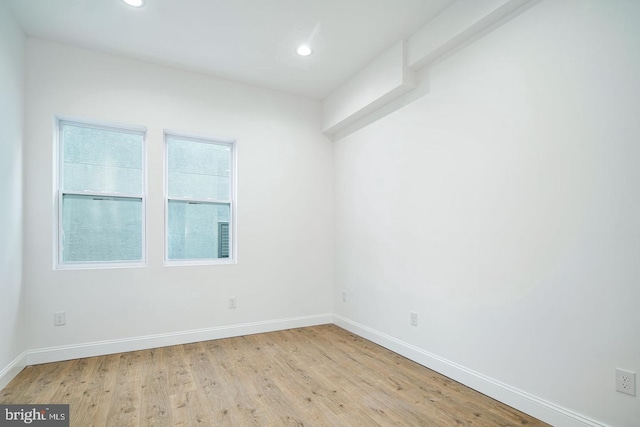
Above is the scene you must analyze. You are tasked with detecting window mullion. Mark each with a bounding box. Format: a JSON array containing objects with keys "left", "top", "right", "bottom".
[
  {"left": 62, "top": 190, "right": 143, "bottom": 200},
  {"left": 167, "top": 196, "right": 230, "bottom": 205}
]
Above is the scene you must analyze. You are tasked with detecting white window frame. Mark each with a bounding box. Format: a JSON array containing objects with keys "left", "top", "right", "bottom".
[
  {"left": 164, "top": 130, "right": 237, "bottom": 266},
  {"left": 54, "top": 116, "right": 147, "bottom": 270}
]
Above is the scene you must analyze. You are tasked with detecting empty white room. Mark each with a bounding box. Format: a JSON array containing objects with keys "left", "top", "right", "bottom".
[{"left": 1, "top": 0, "right": 639, "bottom": 426}]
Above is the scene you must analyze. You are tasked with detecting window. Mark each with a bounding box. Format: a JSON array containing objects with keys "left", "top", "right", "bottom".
[
  {"left": 165, "top": 132, "right": 235, "bottom": 264},
  {"left": 56, "top": 119, "right": 145, "bottom": 268}
]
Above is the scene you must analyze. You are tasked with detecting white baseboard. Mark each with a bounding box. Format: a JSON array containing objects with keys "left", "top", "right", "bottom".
[
  {"left": 25, "top": 313, "right": 332, "bottom": 366},
  {"left": 333, "top": 314, "right": 608, "bottom": 427},
  {"left": 0, "top": 352, "right": 27, "bottom": 391}
]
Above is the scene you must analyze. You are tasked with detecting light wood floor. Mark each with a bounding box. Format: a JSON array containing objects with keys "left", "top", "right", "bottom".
[{"left": 1, "top": 325, "right": 548, "bottom": 426}]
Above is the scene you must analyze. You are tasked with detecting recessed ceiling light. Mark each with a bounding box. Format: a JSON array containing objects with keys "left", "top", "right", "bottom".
[
  {"left": 296, "top": 45, "right": 312, "bottom": 57},
  {"left": 122, "top": 0, "right": 145, "bottom": 7}
]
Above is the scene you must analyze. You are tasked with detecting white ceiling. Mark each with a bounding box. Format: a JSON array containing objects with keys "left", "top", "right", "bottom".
[{"left": 7, "top": 0, "right": 455, "bottom": 99}]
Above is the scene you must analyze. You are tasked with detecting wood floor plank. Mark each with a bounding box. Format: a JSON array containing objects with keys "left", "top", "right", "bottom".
[
  {"left": 71, "top": 353, "right": 120, "bottom": 427},
  {"left": 0, "top": 325, "right": 550, "bottom": 427},
  {"left": 105, "top": 350, "right": 144, "bottom": 427},
  {"left": 164, "top": 343, "right": 196, "bottom": 394},
  {"left": 139, "top": 347, "right": 172, "bottom": 426}
]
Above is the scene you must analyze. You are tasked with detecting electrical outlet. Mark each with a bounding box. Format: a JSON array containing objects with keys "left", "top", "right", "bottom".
[
  {"left": 342, "top": 291, "right": 347, "bottom": 302},
  {"left": 616, "top": 368, "right": 636, "bottom": 396},
  {"left": 228, "top": 297, "right": 236, "bottom": 309},
  {"left": 54, "top": 312, "right": 66, "bottom": 326},
  {"left": 410, "top": 312, "right": 418, "bottom": 326}
]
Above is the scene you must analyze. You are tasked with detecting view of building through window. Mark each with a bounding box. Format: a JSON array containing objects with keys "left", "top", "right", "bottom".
[
  {"left": 166, "top": 134, "right": 233, "bottom": 262},
  {"left": 58, "top": 121, "right": 145, "bottom": 265}
]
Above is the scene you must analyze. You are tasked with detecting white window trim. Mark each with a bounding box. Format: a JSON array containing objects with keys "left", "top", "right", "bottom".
[
  {"left": 163, "top": 130, "right": 237, "bottom": 266},
  {"left": 54, "top": 116, "right": 148, "bottom": 270}
]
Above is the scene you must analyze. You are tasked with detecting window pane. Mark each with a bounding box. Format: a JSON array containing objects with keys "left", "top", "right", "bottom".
[
  {"left": 167, "top": 137, "right": 231, "bottom": 200},
  {"left": 62, "top": 195, "right": 142, "bottom": 262},
  {"left": 63, "top": 123, "right": 143, "bottom": 195},
  {"left": 168, "top": 200, "right": 230, "bottom": 260}
]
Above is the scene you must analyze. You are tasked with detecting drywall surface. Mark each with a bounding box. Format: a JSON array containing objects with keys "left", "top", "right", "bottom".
[
  {"left": 23, "top": 39, "right": 333, "bottom": 351},
  {"left": 0, "top": 2, "right": 25, "bottom": 384},
  {"left": 333, "top": 1, "right": 640, "bottom": 425}
]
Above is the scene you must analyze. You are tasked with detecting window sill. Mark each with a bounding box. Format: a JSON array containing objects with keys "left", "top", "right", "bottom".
[
  {"left": 55, "top": 261, "right": 147, "bottom": 271},
  {"left": 164, "top": 258, "right": 236, "bottom": 267}
]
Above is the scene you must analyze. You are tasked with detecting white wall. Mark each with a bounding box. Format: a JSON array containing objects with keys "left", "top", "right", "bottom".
[
  {"left": 334, "top": 1, "right": 640, "bottom": 426},
  {"left": 0, "top": 1, "right": 25, "bottom": 387},
  {"left": 23, "top": 39, "right": 333, "bottom": 354}
]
